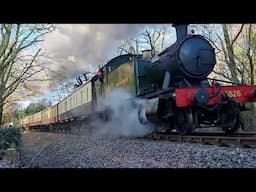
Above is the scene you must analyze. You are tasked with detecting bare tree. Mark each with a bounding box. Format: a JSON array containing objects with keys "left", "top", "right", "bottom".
[
  {"left": 217, "top": 24, "right": 256, "bottom": 85},
  {"left": 50, "top": 79, "right": 76, "bottom": 103},
  {"left": 244, "top": 24, "right": 256, "bottom": 85},
  {"left": 2, "top": 101, "right": 20, "bottom": 126},
  {"left": 141, "top": 29, "right": 160, "bottom": 55},
  {"left": 117, "top": 25, "right": 171, "bottom": 57},
  {"left": 117, "top": 40, "right": 133, "bottom": 55},
  {"left": 220, "top": 24, "right": 245, "bottom": 82},
  {"left": 0, "top": 24, "right": 54, "bottom": 126},
  {"left": 195, "top": 24, "right": 248, "bottom": 83},
  {"left": 140, "top": 27, "right": 164, "bottom": 56}
]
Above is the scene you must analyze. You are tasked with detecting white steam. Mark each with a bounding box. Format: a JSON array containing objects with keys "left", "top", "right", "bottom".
[
  {"left": 90, "top": 88, "right": 153, "bottom": 138},
  {"left": 41, "top": 24, "right": 147, "bottom": 83}
]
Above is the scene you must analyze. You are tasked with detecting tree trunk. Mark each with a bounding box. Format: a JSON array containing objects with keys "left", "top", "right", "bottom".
[
  {"left": 222, "top": 24, "right": 239, "bottom": 83},
  {"left": 247, "top": 24, "right": 254, "bottom": 86},
  {"left": 0, "top": 87, "right": 3, "bottom": 127},
  {"left": 161, "top": 31, "right": 165, "bottom": 51},
  {"left": 0, "top": 102, "right": 3, "bottom": 128},
  {"left": 249, "top": 57, "right": 254, "bottom": 85}
]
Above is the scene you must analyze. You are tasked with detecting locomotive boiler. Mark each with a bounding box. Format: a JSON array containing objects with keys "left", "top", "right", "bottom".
[{"left": 140, "top": 25, "right": 216, "bottom": 90}]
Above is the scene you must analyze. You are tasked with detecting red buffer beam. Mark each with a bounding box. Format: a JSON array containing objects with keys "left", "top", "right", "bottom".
[{"left": 176, "top": 85, "right": 256, "bottom": 107}]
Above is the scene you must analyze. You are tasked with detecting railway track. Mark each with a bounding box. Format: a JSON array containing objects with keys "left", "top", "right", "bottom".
[
  {"left": 143, "top": 131, "right": 256, "bottom": 148},
  {"left": 26, "top": 127, "right": 256, "bottom": 148}
]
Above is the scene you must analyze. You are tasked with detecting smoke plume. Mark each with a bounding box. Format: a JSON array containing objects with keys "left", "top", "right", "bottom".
[
  {"left": 88, "top": 88, "right": 153, "bottom": 138},
  {"left": 41, "top": 24, "right": 147, "bottom": 83}
]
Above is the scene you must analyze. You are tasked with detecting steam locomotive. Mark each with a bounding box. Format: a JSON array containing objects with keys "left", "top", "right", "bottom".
[
  {"left": 136, "top": 24, "right": 256, "bottom": 135},
  {"left": 20, "top": 24, "right": 256, "bottom": 135}
]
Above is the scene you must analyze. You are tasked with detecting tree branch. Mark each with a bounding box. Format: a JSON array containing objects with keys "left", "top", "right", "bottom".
[
  {"left": 231, "top": 24, "right": 245, "bottom": 46},
  {"left": 213, "top": 70, "right": 232, "bottom": 81},
  {"left": 3, "top": 49, "right": 41, "bottom": 100}
]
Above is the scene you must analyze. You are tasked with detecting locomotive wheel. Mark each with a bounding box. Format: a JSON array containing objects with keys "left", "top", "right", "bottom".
[
  {"left": 221, "top": 101, "right": 240, "bottom": 134},
  {"left": 222, "top": 114, "right": 240, "bottom": 134},
  {"left": 176, "top": 107, "right": 193, "bottom": 135}
]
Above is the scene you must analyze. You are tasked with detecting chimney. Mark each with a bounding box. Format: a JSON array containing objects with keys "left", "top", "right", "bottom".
[{"left": 173, "top": 24, "right": 188, "bottom": 42}]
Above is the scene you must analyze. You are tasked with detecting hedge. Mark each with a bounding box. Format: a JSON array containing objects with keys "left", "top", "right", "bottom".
[{"left": 0, "top": 127, "right": 21, "bottom": 159}]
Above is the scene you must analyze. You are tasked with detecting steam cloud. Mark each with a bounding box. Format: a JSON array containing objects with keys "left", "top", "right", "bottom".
[
  {"left": 87, "top": 88, "right": 153, "bottom": 138},
  {"left": 41, "top": 24, "right": 147, "bottom": 83}
]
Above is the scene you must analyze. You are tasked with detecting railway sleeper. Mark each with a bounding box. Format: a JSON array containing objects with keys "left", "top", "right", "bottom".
[{"left": 239, "top": 138, "right": 256, "bottom": 148}]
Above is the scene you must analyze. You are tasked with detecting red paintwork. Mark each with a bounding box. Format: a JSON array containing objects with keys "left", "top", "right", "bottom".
[{"left": 176, "top": 85, "right": 256, "bottom": 107}]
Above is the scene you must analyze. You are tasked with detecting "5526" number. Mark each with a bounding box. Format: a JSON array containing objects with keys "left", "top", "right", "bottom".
[{"left": 225, "top": 90, "right": 241, "bottom": 97}]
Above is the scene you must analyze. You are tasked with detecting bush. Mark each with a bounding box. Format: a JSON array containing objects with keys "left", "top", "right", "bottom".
[
  {"left": 240, "top": 103, "right": 256, "bottom": 131},
  {"left": 0, "top": 127, "right": 21, "bottom": 151}
]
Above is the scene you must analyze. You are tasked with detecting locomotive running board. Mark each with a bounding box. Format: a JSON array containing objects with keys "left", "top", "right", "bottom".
[{"left": 139, "top": 87, "right": 175, "bottom": 99}]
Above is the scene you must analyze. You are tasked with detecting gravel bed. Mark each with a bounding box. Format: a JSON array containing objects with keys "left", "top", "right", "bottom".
[
  {"left": 0, "top": 160, "right": 10, "bottom": 168},
  {"left": 19, "top": 131, "right": 256, "bottom": 168},
  {"left": 0, "top": 159, "right": 17, "bottom": 168}
]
